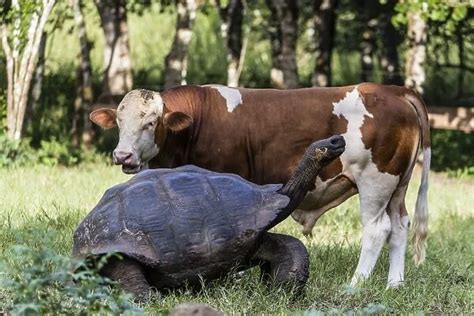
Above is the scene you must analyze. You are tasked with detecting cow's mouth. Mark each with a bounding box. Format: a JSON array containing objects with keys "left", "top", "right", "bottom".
[{"left": 122, "top": 164, "right": 141, "bottom": 174}]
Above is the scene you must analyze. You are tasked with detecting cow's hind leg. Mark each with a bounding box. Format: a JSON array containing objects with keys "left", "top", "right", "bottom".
[
  {"left": 387, "top": 183, "right": 410, "bottom": 288},
  {"left": 252, "top": 232, "right": 309, "bottom": 293},
  {"left": 350, "top": 171, "right": 399, "bottom": 286}
]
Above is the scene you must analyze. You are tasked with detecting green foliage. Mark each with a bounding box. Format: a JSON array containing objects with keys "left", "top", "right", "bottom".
[
  {"left": 0, "top": 134, "right": 107, "bottom": 168},
  {"left": 188, "top": 9, "right": 227, "bottom": 85},
  {"left": 0, "top": 235, "right": 142, "bottom": 315},
  {"left": 1, "top": 1, "right": 43, "bottom": 51},
  {"left": 34, "top": 139, "right": 106, "bottom": 167},
  {"left": 0, "top": 134, "right": 35, "bottom": 168},
  {"left": 392, "top": 0, "right": 473, "bottom": 35},
  {"left": 0, "top": 0, "right": 472, "bottom": 173},
  {"left": 431, "top": 129, "right": 474, "bottom": 177},
  {"left": 0, "top": 91, "right": 6, "bottom": 131}
]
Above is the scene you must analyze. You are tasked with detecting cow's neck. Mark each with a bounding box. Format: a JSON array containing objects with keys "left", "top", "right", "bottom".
[{"left": 153, "top": 86, "right": 207, "bottom": 168}]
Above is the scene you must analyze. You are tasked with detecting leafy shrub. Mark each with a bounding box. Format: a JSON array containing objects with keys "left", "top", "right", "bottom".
[
  {"left": 0, "top": 135, "right": 36, "bottom": 167},
  {"left": 35, "top": 139, "right": 79, "bottom": 167},
  {"left": 0, "top": 134, "right": 108, "bottom": 168},
  {"left": 0, "top": 242, "right": 143, "bottom": 315},
  {"left": 431, "top": 130, "right": 474, "bottom": 177}
]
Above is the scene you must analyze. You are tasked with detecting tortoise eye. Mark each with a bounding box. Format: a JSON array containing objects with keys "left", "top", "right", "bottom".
[{"left": 316, "top": 147, "right": 328, "bottom": 155}]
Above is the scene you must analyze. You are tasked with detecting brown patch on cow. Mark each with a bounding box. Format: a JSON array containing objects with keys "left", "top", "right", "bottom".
[
  {"left": 236, "top": 87, "right": 351, "bottom": 185},
  {"left": 359, "top": 84, "right": 420, "bottom": 176},
  {"left": 140, "top": 89, "right": 155, "bottom": 101},
  {"left": 362, "top": 92, "right": 386, "bottom": 108},
  {"left": 139, "top": 110, "right": 147, "bottom": 118},
  {"left": 319, "top": 158, "right": 343, "bottom": 182}
]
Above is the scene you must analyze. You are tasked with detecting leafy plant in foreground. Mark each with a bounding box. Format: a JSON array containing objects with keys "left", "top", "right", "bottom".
[{"left": 0, "top": 243, "right": 143, "bottom": 315}]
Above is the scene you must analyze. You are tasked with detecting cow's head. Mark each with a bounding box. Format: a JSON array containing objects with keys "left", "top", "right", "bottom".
[{"left": 90, "top": 89, "right": 193, "bottom": 174}]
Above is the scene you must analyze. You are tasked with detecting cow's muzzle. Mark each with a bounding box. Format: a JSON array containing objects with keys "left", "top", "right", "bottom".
[{"left": 113, "top": 150, "right": 141, "bottom": 174}]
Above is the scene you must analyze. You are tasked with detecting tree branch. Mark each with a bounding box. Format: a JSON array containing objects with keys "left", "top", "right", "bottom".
[{"left": 1, "top": 25, "right": 12, "bottom": 59}]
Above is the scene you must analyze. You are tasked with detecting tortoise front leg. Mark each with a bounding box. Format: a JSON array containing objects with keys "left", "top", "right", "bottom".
[
  {"left": 101, "top": 256, "right": 152, "bottom": 300},
  {"left": 251, "top": 232, "right": 309, "bottom": 293}
]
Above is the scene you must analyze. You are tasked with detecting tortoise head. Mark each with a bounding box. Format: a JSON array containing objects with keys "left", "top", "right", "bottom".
[{"left": 303, "top": 135, "right": 346, "bottom": 168}]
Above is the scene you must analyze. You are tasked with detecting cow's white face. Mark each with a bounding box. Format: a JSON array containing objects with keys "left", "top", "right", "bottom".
[
  {"left": 91, "top": 90, "right": 163, "bottom": 174},
  {"left": 90, "top": 89, "right": 193, "bottom": 174}
]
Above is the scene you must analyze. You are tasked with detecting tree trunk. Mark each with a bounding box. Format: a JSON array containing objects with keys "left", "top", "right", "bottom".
[
  {"left": 1, "top": 0, "right": 56, "bottom": 140},
  {"left": 266, "top": 0, "right": 299, "bottom": 89},
  {"left": 25, "top": 31, "right": 47, "bottom": 132},
  {"left": 164, "top": 0, "right": 197, "bottom": 90},
  {"left": 94, "top": 0, "right": 132, "bottom": 96},
  {"left": 72, "top": 0, "right": 94, "bottom": 147},
  {"left": 379, "top": 0, "right": 402, "bottom": 85},
  {"left": 312, "top": 0, "right": 337, "bottom": 87},
  {"left": 404, "top": 11, "right": 427, "bottom": 94},
  {"left": 456, "top": 23, "right": 465, "bottom": 98},
  {"left": 216, "top": 0, "right": 245, "bottom": 87},
  {"left": 359, "top": 0, "right": 377, "bottom": 82}
]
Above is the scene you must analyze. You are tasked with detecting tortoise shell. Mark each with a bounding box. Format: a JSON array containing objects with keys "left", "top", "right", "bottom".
[{"left": 73, "top": 165, "right": 290, "bottom": 285}]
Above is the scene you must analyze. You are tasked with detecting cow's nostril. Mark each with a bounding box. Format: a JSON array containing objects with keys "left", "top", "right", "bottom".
[{"left": 113, "top": 151, "right": 133, "bottom": 164}]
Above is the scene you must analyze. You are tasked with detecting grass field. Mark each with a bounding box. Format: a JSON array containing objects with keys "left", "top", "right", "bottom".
[{"left": 0, "top": 164, "right": 473, "bottom": 314}]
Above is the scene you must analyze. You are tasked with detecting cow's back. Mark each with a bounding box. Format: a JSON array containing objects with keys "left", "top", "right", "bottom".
[{"left": 158, "top": 83, "right": 421, "bottom": 187}]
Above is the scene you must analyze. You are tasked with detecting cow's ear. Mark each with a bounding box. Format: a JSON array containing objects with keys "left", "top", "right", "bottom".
[
  {"left": 163, "top": 111, "right": 193, "bottom": 132},
  {"left": 90, "top": 108, "right": 117, "bottom": 129}
]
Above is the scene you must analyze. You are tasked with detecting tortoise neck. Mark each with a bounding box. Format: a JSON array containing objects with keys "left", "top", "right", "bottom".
[
  {"left": 279, "top": 159, "right": 321, "bottom": 209},
  {"left": 268, "top": 158, "right": 322, "bottom": 229}
]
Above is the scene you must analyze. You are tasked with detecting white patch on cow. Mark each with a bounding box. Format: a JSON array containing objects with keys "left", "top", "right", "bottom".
[
  {"left": 332, "top": 87, "right": 401, "bottom": 286},
  {"left": 332, "top": 87, "right": 373, "bottom": 175},
  {"left": 205, "top": 84, "right": 242, "bottom": 112},
  {"left": 148, "top": 94, "right": 164, "bottom": 116}
]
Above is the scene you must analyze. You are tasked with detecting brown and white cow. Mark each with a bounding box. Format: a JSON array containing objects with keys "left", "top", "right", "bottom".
[{"left": 90, "top": 83, "right": 431, "bottom": 288}]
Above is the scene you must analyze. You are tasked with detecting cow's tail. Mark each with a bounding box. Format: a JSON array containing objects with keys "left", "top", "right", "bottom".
[{"left": 404, "top": 90, "right": 431, "bottom": 266}]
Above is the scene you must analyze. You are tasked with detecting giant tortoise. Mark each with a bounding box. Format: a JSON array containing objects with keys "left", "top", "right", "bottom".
[{"left": 73, "top": 135, "right": 345, "bottom": 297}]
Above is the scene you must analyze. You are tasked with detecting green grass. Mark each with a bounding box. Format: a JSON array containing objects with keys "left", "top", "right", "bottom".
[{"left": 0, "top": 164, "right": 473, "bottom": 314}]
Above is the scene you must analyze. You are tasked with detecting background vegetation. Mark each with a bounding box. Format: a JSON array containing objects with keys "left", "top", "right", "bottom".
[{"left": 0, "top": 0, "right": 473, "bottom": 175}]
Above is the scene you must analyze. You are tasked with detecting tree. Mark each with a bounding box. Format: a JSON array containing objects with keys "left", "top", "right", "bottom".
[
  {"left": 216, "top": 0, "right": 246, "bottom": 87},
  {"left": 312, "top": 0, "right": 338, "bottom": 87},
  {"left": 1, "top": 0, "right": 56, "bottom": 140},
  {"left": 164, "top": 0, "right": 198, "bottom": 90},
  {"left": 404, "top": 10, "right": 426, "bottom": 93},
  {"left": 94, "top": 0, "right": 132, "bottom": 96},
  {"left": 25, "top": 31, "right": 47, "bottom": 132},
  {"left": 266, "top": 0, "right": 299, "bottom": 89},
  {"left": 393, "top": 0, "right": 470, "bottom": 94},
  {"left": 72, "top": 0, "right": 94, "bottom": 147}
]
